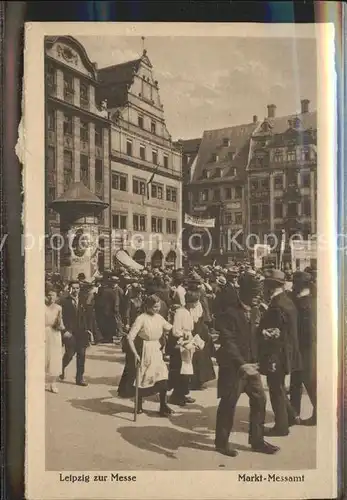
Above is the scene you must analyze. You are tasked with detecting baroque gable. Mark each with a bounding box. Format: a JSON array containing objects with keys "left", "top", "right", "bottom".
[{"left": 45, "top": 36, "right": 97, "bottom": 79}]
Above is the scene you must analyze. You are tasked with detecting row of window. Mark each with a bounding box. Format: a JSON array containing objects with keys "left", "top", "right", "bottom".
[
  {"left": 194, "top": 185, "right": 243, "bottom": 203},
  {"left": 47, "top": 111, "right": 104, "bottom": 147},
  {"left": 251, "top": 198, "right": 312, "bottom": 220},
  {"left": 47, "top": 66, "right": 91, "bottom": 109},
  {"left": 112, "top": 214, "right": 177, "bottom": 234},
  {"left": 111, "top": 171, "right": 178, "bottom": 202},
  {"left": 224, "top": 212, "right": 243, "bottom": 225},
  {"left": 48, "top": 145, "right": 104, "bottom": 191},
  {"left": 273, "top": 149, "right": 313, "bottom": 163},
  {"left": 250, "top": 172, "right": 311, "bottom": 190},
  {"left": 125, "top": 139, "right": 169, "bottom": 168},
  {"left": 208, "top": 149, "right": 314, "bottom": 165}
]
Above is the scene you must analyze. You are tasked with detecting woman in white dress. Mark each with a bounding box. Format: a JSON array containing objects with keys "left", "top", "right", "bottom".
[
  {"left": 45, "top": 288, "right": 65, "bottom": 393},
  {"left": 125, "top": 294, "right": 173, "bottom": 417}
]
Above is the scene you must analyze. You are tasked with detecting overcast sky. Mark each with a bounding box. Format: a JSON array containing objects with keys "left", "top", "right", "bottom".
[{"left": 78, "top": 34, "right": 317, "bottom": 141}]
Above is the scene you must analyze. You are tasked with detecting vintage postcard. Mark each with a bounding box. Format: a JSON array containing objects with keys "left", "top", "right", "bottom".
[{"left": 23, "top": 22, "right": 337, "bottom": 499}]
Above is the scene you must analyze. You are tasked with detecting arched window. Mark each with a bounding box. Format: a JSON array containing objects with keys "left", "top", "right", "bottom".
[
  {"left": 165, "top": 250, "right": 176, "bottom": 268},
  {"left": 133, "top": 249, "right": 146, "bottom": 266},
  {"left": 151, "top": 249, "right": 163, "bottom": 269}
]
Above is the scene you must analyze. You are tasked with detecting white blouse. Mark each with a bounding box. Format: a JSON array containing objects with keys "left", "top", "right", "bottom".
[
  {"left": 172, "top": 307, "right": 194, "bottom": 338},
  {"left": 128, "top": 313, "right": 172, "bottom": 342}
]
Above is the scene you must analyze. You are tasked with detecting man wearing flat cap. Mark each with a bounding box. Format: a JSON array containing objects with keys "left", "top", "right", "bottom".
[
  {"left": 289, "top": 271, "right": 317, "bottom": 426},
  {"left": 258, "top": 269, "right": 302, "bottom": 436},
  {"left": 215, "top": 274, "right": 279, "bottom": 457}
]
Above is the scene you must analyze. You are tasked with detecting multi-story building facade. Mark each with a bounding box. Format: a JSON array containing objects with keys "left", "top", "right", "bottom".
[
  {"left": 185, "top": 121, "right": 259, "bottom": 264},
  {"left": 246, "top": 100, "right": 317, "bottom": 265},
  {"left": 44, "top": 36, "right": 111, "bottom": 272},
  {"left": 44, "top": 38, "right": 182, "bottom": 273},
  {"left": 97, "top": 49, "right": 182, "bottom": 269},
  {"left": 174, "top": 138, "right": 201, "bottom": 265},
  {"left": 184, "top": 101, "right": 317, "bottom": 266}
]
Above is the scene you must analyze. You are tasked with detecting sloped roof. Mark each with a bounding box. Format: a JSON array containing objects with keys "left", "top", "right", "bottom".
[
  {"left": 97, "top": 58, "right": 142, "bottom": 108},
  {"left": 263, "top": 110, "right": 316, "bottom": 136},
  {"left": 176, "top": 138, "right": 202, "bottom": 154},
  {"left": 51, "top": 182, "right": 108, "bottom": 207},
  {"left": 192, "top": 122, "right": 258, "bottom": 183},
  {"left": 191, "top": 110, "right": 317, "bottom": 184}
]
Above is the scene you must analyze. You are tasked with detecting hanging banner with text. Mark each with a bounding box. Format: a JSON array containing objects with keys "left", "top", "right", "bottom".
[{"left": 184, "top": 213, "right": 215, "bottom": 228}]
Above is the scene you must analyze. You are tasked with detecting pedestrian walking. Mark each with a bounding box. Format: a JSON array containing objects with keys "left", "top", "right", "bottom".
[
  {"left": 258, "top": 269, "right": 302, "bottom": 436},
  {"left": 119, "top": 294, "right": 173, "bottom": 417},
  {"left": 60, "top": 281, "right": 90, "bottom": 387},
  {"left": 215, "top": 275, "right": 279, "bottom": 457},
  {"left": 45, "top": 286, "right": 65, "bottom": 393},
  {"left": 289, "top": 271, "right": 317, "bottom": 425}
]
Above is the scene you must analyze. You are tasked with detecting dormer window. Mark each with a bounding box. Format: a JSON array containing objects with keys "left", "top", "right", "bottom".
[
  {"left": 232, "top": 168, "right": 237, "bottom": 177},
  {"left": 228, "top": 152, "right": 235, "bottom": 160},
  {"left": 211, "top": 153, "right": 219, "bottom": 162},
  {"left": 215, "top": 168, "right": 222, "bottom": 177},
  {"left": 223, "top": 138, "right": 230, "bottom": 147}
]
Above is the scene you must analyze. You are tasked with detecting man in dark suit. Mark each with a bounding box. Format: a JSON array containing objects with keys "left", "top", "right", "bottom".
[
  {"left": 289, "top": 271, "right": 317, "bottom": 426},
  {"left": 60, "top": 280, "right": 89, "bottom": 386},
  {"left": 213, "top": 268, "right": 239, "bottom": 332},
  {"left": 258, "top": 269, "right": 302, "bottom": 436},
  {"left": 215, "top": 275, "right": 279, "bottom": 457},
  {"left": 94, "top": 273, "right": 123, "bottom": 343}
]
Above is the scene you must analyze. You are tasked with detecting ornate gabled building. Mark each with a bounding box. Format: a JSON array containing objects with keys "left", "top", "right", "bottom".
[
  {"left": 44, "top": 36, "right": 111, "bottom": 272},
  {"left": 184, "top": 121, "right": 259, "bottom": 264},
  {"left": 183, "top": 100, "right": 317, "bottom": 267},
  {"left": 97, "top": 49, "right": 182, "bottom": 269},
  {"left": 246, "top": 100, "right": 317, "bottom": 266}
]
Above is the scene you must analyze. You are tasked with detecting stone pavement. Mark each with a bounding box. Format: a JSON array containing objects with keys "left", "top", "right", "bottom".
[{"left": 46, "top": 343, "right": 316, "bottom": 471}]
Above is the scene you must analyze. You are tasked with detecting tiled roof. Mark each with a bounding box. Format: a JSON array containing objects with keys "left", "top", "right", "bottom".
[
  {"left": 175, "top": 138, "right": 202, "bottom": 154},
  {"left": 97, "top": 59, "right": 142, "bottom": 107},
  {"left": 192, "top": 122, "right": 258, "bottom": 183},
  {"left": 191, "top": 110, "right": 317, "bottom": 184}
]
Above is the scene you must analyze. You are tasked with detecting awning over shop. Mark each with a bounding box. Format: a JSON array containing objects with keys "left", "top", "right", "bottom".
[{"left": 115, "top": 250, "right": 144, "bottom": 271}]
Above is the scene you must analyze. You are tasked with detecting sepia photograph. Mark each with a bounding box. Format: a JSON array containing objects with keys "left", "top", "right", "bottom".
[{"left": 24, "top": 22, "right": 337, "bottom": 500}]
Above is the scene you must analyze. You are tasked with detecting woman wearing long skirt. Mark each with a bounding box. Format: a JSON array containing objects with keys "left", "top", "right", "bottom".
[
  {"left": 119, "top": 295, "right": 173, "bottom": 417},
  {"left": 45, "top": 288, "right": 65, "bottom": 393},
  {"left": 168, "top": 291, "right": 202, "bottom": 406}
]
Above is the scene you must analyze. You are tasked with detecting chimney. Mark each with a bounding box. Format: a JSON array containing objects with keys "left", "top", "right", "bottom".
[
  {"left": 301, "top": 99, "right": 310, "bottom": 114},
  {"left": 267, "top": 104, "right": 276, "bottom": 118},
  {"left": 253, "top": 115, "right": 258, "bottom": 123}
]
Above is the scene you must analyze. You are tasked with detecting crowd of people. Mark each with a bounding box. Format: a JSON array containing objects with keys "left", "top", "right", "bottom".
[{"left": 45, "top": 259, "right": 317, "bottom": 458}]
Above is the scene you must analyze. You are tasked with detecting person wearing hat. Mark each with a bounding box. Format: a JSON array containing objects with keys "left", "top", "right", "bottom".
[
  {"left": 289, "top": 271, "right": 317, "bottom": 426},
  {"left": 215, "top": 274, "right": 279, "bottom": 457},
  {"left": 258, "top": 269, "right": 302, "bottom": 436},
  {"left": 94, "top": 273, "right": 123, "bottom": 343},
  {"left": 213, "top": 267, "right": 239, "bottom": 332}
]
